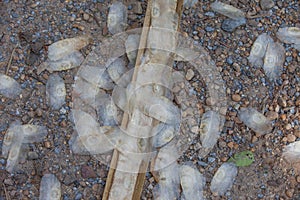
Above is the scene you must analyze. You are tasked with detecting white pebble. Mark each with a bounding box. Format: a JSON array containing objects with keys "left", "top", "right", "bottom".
[{"left": 276, "top": 27, "right": 300, "bottom": 45}]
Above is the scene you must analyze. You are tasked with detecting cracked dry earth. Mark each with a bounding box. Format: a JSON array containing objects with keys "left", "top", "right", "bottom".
[{"left": 0, "top": 0, "right": 300, "bottom": 200}]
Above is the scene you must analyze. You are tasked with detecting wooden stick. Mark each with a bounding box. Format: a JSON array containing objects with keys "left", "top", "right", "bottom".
[{"left": 102, "top": 0, "right": 184, "bottom": 199}]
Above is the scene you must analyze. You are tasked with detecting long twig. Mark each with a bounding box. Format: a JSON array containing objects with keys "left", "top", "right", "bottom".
[
  {"left": 6, "top": 43, "right": 19, "bottom": 75},
  {"left": 3, "top": 183, "right": 11, "bottom": 200}
]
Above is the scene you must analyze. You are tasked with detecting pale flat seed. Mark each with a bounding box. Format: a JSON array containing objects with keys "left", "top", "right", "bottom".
[
  {"left": 184, "top": 0, "right": 198, "bottom": 7},
  {"left": 153, "top": 163, "right": 180, "bottom": 200},
  {"left": 248, "top": 33, "right": 273, "bottom": 68},
  {"left": 238, "top": 107, "right": 272, "bottom": 135},
  {"left": 6, "top": 142, "right": 23, "bottom": 173},
  {"left": 200, "top": 110, "right": 221, "bottom": 149},
  {"left": 22, "top": 124, "right": 48, "bottom": 143},
  {"left": 152, "top": 123, "right": 176, "bottom": 148},
  {"left": 48, "top": 36, "right": 91, "bottom": 61},
  {"left": 263, "top": 41, "right": 285, "bottom": 81},
  {"left": 78, "top": 65, "right": 114, "bottom": 90},
  {"left": 96, "top": 95, "right": 118, "bottom": 126},
  {"left": 71, "top": 110, "right": 115, "bottom": 154},
  {"left": 180, "top": 164, "right": 205, "bottom": 200},
  {"left": 39, "top": 174, "right": 61, "bottom": 200},
  {"left": 107, "top": 58, "right": 127, "bottom": 83},
  {"left": 276, "top": 27, "right": 300, "bottom": 44},
  {"left": 125, "top": 34, "right": 140, "bottom": 64},
  {"left": 47, "top": 51, "right": 84, "bottom": 72},
  {"left": 2, "top": 122, "right": 21, "bottom": 157},
  {"left": 0, "top": 73, "right": 22, "bottom": 99},
  {"left": 282, "top": 141, "right": 300, "bottom": 163},
  {"left": 46, "top": 74, "right": 66, "bottom": 110},
  {"left": 211, "top": 1, "right": 245, "bottom": 20},
  {"left": 210, "top": 162, "right": 238, "bottom": 196},
  {"left": 107, "top": 2, "right": 127, "bottom": 34}
]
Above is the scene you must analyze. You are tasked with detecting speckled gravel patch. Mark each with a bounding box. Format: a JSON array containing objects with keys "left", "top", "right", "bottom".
[{"left": 0, "top": 0, "right": 299, "bottom": 199}]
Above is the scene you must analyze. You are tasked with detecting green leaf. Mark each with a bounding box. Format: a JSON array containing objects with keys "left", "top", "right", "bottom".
[{"left": 228, "top": 150, "right": 254, "bottom": 167}]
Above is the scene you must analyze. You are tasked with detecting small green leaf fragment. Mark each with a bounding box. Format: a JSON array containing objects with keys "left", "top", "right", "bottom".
[{"left": 228, "top": 150, "right": 254, "bottom": 167}]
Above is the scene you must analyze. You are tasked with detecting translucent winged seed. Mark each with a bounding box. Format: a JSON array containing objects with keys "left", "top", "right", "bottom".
[
  {"left": 46, "top": 74, "right": 66, "bottom": 110},
  {"left": 200, "top": 110, "right": 221, "bottom": 149},
  {"left": 111, "top": 85, "right": 127, "bottom": 111},
  {"left": 294, "top": 43, "right": 300, "bottom": 51},
  {"left": 72, "top": 110, "right": 115, "bottom": 154},
  {"left": 48, "top": 36, "right": 91, "bottom": 61},
  {"left": 39, "top": 174, "right": 61, "bottom": 200},
  {"left": 184, "top": 0, "right": 198, "bottom": 7},
  {"left": 107, "top": 2, "right": 128, "bottom": 35},
  {"left": 282, "top": 141, "right": 300, "bottom": 163},
  {"left": 48, "top": 51, "right": 84, "bottom": 72},
  {"left": 125, "top": 34, "right": 140, "bottom": 64},
  {"left": 136, "top": 63, "right": 173, "bottom": 88},
  {"left": 115, "top": 69, "right": 133, "bottom": 88},
  {"left": 263, "top": 41, "right": 285, "bottom": 81},
  {"left": 152, "top": 123, "right": 176, "bottom": 148},
  {"left": 96, "top": 95, "right": 118, "bottom": 126},
  {"left": 211, "top": 1, "right": 245, "bottom": 20},
  {"left": 276, "top": 27, "right": 300, "bottom": 44},
  {"left": 210, "top": 162, "right": 238, "bottom": 196},
  {"left": 238, "top": 107, "right": 272, "bottom": 135},
  {"left": 180, "top": 165, "right": 205, "bottom": 200},
  {"left": 69, "top": 134, "right": 90, "bottom": 155},
  {"left": 2, "top": 122, "right": 21, "bottom": 157},
  {"left": 140, "top": 95, "right": 180, "bottom": 125},
  {"left": 73, "top": 78, "right": 101, "bottom": 107},
  {"left": 0, "top": 73, "right": 22, "bottom": 99},
  {"left": 154, "top": 163, "right": 180, "bottom": 200},
  {"left": 107, "top": 58, "right": 127, "bottom": 83},
  {"left": 6, "top": 142, "right": 23, "bottom": 173},
  {"left": 154, "top": 141, "right": 180, "bottom": 171},
  {"left": 78, "top": 65, "right": 114, "bottom": 90},
  {"left": 248, "top": 33, "right": 273, "bottom": 68},
  {"left": 126, "top": 109, "right": 153, "bottom": 138},
  {"left": 5, "top": 129, "right": 24, "bottom": 173},
  {"left": 22, "top": 125, "right": 48, "bottom": 143},
  {"left": 221, "top": 18, "right": 246, "bottom": 32}
]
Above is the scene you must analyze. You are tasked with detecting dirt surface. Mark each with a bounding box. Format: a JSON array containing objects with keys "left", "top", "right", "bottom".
[{"left": 0, "top": 0, "right": 299, "bottom": 199}]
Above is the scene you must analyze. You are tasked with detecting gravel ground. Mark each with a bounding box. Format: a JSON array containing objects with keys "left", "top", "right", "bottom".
[{"left": 0, "top": 0, "right": 299, "bottom": 199}]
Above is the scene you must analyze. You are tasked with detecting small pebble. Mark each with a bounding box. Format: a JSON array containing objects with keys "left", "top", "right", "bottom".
[
  {"left": 260, "top": 0, "right": 275, "bottom": 10},
  {"left": 185, "top": 69, "right": 195, "bottom": 80},
  {"left": 286, "top": 134, "right": 296, "bottom": 142},
  {"left": 232, "top": 94, "right": 241, "bottom": 102}
]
